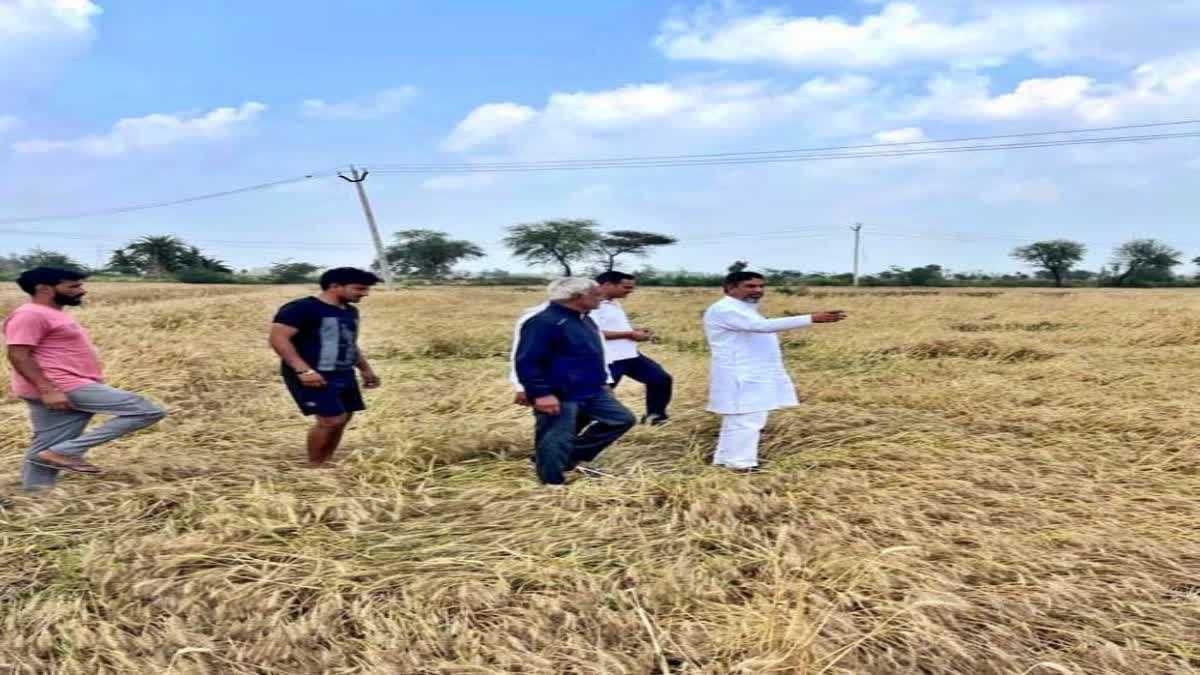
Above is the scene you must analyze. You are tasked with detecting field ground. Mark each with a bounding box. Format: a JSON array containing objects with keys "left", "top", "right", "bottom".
[{"left": 1, "top": 284, "right": 1198, "bottom": 674}]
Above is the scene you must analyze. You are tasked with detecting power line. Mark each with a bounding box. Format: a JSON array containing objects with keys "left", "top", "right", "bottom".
[
  {"left": 0, "top": 171, "right": 340, "bottom": 226},
  {"left": 365, "top": 119, "right": 1200, "bottom": 170},
  {"left": 0, "top": 227, "right": 373, "bottom": 249},
  {"left": 1, "top": 119, "right": 1197, "bottom": 227},
  {"left": 366, "top": 131, "right": 1200, "bottom": 174},
  {"left": 859, "top": 225, "right": 1200, "bottom": 250}
]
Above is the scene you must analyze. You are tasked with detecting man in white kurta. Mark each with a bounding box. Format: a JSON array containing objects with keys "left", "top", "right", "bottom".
[{"left": 704, "top": 272, "right": 846, "bottom": 470}]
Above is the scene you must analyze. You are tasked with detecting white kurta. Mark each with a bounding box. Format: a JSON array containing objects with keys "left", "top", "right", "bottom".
[{"left": 703, "top": 296, "right": 812, "bottom": 415}]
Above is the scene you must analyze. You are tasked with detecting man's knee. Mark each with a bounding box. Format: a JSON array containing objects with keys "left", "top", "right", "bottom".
[
  {"left": 143, "top": 403, "right": 167, "bottom": 422},
  {"left": 315, "top": 414, "right": 350, "bottom": 429},
  {"left": 127, "top": 401, "right": 166, "bottom": 426}
]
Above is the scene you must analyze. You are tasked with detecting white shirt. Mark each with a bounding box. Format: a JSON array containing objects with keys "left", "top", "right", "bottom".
[
  {"left": 703, "top": 296, "right": 812, "bottom": 415},
  {"left": 508, "top": 302, "right": 613, "bottom": 393},
  {"left": 589, "top": 299, "right": 639, "bottom": 363}
]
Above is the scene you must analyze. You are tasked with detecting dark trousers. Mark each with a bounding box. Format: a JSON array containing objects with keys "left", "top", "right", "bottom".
[
  {"left": 609, "top": 354, "right": 673, "bottom": 418},
  {"left": 534, "top": 392, "right": 636, "bottom": 485}
]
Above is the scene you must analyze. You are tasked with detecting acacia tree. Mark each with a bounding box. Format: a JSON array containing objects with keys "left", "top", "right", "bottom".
[
  {"left": 504, "top": 219, "right": 600, "bottom": 276},
  {"left": 268, "top": 261, "right": 321, "bottom": 283},
  {"left": 385, "top": 229, "right": 484, "bottom": 278},
  {"left": 596, "top": 230, "right": 678, "bottom": 271},
  {"left": 1011, "top": 240, "right": 1086, "bottom": 287},
  {"left": 1110, "top": 239, "right": 1183, "bottom": 286}
]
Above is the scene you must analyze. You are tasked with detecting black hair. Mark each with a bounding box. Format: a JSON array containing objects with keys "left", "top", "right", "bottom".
[
  {"left": 723, "top": 271, "right": 766, "bottom": 287},
  {"left": 16, "top": 267, "right": 89, "bottom": 296},
  {"left": 319, "top": 267, "right": 381, "bottom": 290},
  {"left": 595, "top": 271, "right": 636, "bottom": 285}
]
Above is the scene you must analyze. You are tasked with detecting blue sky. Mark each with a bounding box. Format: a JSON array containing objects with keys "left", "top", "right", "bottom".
[{"left": 3, "top": 0, "right": 1200, "bottom": 275}]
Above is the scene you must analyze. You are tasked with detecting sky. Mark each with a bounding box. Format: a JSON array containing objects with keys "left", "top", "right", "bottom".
[{"left": 2, "top": 0, "right": 1200, "bottom": 275}]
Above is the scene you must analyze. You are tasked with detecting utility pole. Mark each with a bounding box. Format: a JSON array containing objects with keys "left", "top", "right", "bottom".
[
  {"left": 338, "top": 165, "right": 393, "bottom": 288},
  {"left": 851, "top": 223, "right": 863, "bottom": 287}
]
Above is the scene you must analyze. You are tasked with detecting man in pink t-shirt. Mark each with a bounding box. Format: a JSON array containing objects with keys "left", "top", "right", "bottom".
[{"left": 4, "top": 267, "right": 166, "bottom": 490}]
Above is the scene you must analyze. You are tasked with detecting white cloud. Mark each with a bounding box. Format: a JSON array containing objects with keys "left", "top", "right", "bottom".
[
  {"left": 302, "top": 86, "right": 418, "bottom": 120},
  {"left": 444, "top": 103, "right": 538, "bottom": 152},
  {"left": 444, "top": 76, "right": 874, "bottom": 153},
  {"left": 1, "top": 0, "right": 100, "bottom": 80},
  {"left": 419, "top": 174, "right": 499, "bottom": 192},
  {"left": 911, "top": 50, "right": 1200, "bottom": 124},
  {"left": 654, "top": 1, "right": 1083, "bottom": 69},
  {"left": 13, "top": 102, "right": 268, "bottom": 156},
  {"left": 1187, "top": 157, "right": 1200, "bottom": 171},
  {"left": 0, "top": 114, "right": 20, "bottom": 135},
  {"left": 875, "top": 127, "right": 927, "bottom": 143},
  {"left": 978, "top": 178, "right": 1062, "bottom": 205}
]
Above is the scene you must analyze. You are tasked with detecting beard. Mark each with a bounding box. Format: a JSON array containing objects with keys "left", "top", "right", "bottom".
[{"left": 55, "top": 293, "right": 83, "bottom": 306}]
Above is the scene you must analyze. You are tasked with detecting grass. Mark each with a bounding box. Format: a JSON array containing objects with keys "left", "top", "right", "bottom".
[{"left": 1, "top": 284, "right": 1198, "bottom": 674}]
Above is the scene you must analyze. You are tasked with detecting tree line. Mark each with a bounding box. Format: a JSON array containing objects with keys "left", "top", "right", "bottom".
[{"left": 2, "top": 224, "right": 1198, "bottom": 287}]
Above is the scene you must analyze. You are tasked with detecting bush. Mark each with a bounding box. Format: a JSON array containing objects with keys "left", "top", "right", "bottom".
[{"left": 173, "top": 267, "right": 239, "bottom": 284}]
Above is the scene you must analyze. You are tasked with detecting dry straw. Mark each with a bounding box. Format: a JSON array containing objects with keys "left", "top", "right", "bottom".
[{"left": 1, "top": 284, "right": 1198, "bottom": 674}]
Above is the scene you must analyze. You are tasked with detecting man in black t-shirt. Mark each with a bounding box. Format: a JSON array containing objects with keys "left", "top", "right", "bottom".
[{"left": 269, "top": 267, "right": 381, "bottom": 467}]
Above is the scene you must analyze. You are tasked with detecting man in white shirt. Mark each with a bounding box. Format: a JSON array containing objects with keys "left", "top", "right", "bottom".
[
  {"left": 591, "top": 271, "right": 673, "bottom": 426},
  {"left": 704, "top": 271, "right": 846, "bottom": 472}
]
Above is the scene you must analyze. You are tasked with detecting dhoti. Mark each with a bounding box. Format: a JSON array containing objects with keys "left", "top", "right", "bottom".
[{"left": 713, "top": 411, "right": 770, "bottom": 469}]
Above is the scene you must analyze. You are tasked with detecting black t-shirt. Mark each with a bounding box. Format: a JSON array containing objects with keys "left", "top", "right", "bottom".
[{"left": 273, "top": 297, "right": 360, "bottom": 372}]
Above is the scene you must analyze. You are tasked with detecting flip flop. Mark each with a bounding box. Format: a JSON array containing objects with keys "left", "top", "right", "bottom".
[{"left": 27, "top": 457, "right": 103, "bottom": 475}]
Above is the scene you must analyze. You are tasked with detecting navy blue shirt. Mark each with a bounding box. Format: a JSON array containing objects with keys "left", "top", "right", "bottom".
[
  {"left": 515, "top": 303, "right": 609, "bottom": 401},
  {"left": 273, "top": 297, "right": 360, "bottom": 373}
]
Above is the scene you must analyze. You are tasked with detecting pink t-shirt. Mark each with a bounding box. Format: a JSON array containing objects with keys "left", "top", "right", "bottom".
[{"left": 3, "top": 303, "right": 103, "bottom": 399}]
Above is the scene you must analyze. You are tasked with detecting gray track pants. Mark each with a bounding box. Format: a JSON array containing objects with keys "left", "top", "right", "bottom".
[{"left": 22, "top": 384, "right": 166, "bottom": 490}]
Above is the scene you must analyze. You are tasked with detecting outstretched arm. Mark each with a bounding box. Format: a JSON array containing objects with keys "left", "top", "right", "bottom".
[{"left": 709, "top": 308, "right": 845, "bottom": 333}]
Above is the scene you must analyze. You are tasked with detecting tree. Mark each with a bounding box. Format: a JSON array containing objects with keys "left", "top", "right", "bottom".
[
  {"left": 881, "top": 264, "right": 945, "bottom": 286},
  {"left": 7, "top": 249, "right": 87, "bottom": 272},
  {"left": 727, "top": 260, "right": 749, "bottom": 274},
  {"left": 268, "top": 261, "right": 321, "bottom": 284},
  {"left": 1109, "top": 239, "right": 1183, "bottom": 286},
  {"left": 120, "top": 235, "right": 188, "bottom": 276},
  {"left": 1011, "top": 240, "right": 1086, "bottom": 287},
  {"left": 111, "top": 236, "right": 230, "bottom": 277},
  {"left": 176, "top": 245, "right": 232, "bottom": 274},
  {"left": 385, "top": 229, "right": 485, "bottom": 278},
  {"left": 595, "top": 230, "right": 678, "bottom": 271},
  {"left": 504, "top": 219, "right": 600, "bottom": 276},
  {"left": 106, "top": 249, "right": 143, "bottom": 276}
]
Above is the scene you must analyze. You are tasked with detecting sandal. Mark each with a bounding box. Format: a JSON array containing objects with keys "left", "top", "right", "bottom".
[{"left": 28, "top": 454, "right": 103, "bottom": 475}]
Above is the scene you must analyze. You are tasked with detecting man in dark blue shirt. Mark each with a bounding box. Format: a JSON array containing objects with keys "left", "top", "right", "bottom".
[
  {"left": 269, "top": 267, "right": 381, "bottom": 467},
  {"left": 515, "top": 277, "right": 636, "bottom": 485}
]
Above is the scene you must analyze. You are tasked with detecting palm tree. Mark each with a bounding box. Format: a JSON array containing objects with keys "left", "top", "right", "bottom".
[
  {"left": 177, "top": 245, "right": 232, "bottom": 273},
  {"left": 124, "top": 235, "right": 188, "bottom": 276}
]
